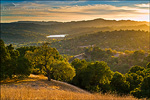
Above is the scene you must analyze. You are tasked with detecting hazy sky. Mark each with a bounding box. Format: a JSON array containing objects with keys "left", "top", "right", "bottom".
[{"left": 1, "top": 0, "right": 150, "bottom": 23}]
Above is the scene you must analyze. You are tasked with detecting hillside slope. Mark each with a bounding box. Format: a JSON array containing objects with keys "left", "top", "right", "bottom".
[
  {"left": 51, "top": 30, "right": 149, "bottom": 55},
  {"left": 1, "top": 18, "right": 149, "bottom": 44},
  {"left": 1, "top": 74, "right": 89, "bottom": 94},
  {"left": 1, "top": 74, "right": 137, "bottom": 100}
]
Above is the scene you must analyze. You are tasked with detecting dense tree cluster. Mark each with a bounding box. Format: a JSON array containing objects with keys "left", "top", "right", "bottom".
[
  {"left": 25, "top": 43, "right": 75, "bottom": 81},
  {"left": 71, "top": 59, "right": 113, "bottom": 92},
  {"left": 71, "top": 58, "right": 150, "bottom": 98},
  {"left": 1, "top": 40, "right": 75, "bottom": 82},
  {"left": 0, "top": 39, "right": 31, "bottom": 80},
  {"left": 84, "top": 47, "right": 149, "bottom": 74}
]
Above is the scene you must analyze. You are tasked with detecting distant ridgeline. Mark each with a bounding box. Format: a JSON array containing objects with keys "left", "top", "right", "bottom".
[{"left": 1, "top": 18, "right": 149, "bottom": 54}]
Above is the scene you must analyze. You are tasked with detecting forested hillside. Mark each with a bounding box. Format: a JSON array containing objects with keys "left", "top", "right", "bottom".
[
  {"left": 1, "top": 39, "right": 150, "bottom": 99},
  {"left": 83, "top": 47, "right": 150, "bottom": 74},
  {"left": 1, "top": 18, "right": 149, "bottom": 44},
  {"left": 51, "top": 30, "right": 149, "bottom": 55}
]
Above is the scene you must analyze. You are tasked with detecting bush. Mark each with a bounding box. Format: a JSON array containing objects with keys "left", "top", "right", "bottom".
[
  {"left": 52, "top": 61, "right": 76, "bottom": 82},
  {"left": 130, "top": 88, "right": 142, "bottom": 98},
  {"left": 110, "top": 72, "right": 130, "bottom": 94}
]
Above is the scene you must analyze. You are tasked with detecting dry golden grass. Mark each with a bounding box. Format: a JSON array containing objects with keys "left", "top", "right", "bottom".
[{"left": 0, "top": 74, "right": 141, "bottom": 100}]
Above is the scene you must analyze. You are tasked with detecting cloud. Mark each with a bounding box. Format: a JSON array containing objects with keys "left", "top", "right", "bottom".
[
  {"left": 135, "top": 3, "right": 150, "bottom": 7},
  {"left": 1, "top": 2, "right": 149, "bottom": 23}
]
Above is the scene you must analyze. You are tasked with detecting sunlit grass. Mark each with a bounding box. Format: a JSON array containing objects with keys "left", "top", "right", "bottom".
[
  {"left": 1, "top": 86, "right": 138, "bottom": 100},
  {"left": 1, "top": 74, "right": 140, "bottom": 100}
]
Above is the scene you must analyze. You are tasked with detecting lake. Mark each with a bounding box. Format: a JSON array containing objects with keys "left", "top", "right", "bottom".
[{"left": 47, "top": 34, "right": 67, "bottom": 38}]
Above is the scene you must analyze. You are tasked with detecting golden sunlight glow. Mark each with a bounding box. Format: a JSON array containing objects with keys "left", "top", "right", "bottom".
[{"left": 1, "top": 3, "right": 150, "bottom": 23}]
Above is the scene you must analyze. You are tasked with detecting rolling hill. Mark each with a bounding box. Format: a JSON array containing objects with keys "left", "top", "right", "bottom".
[
  {"left": 1, "top": 18, "right": 149, "bottom": 44},
  {"left": 51, "top": 30, "right": 149, "bottom": 55},
  {"left": 1, "top": 74, "right": 137, "bottom": 100}
]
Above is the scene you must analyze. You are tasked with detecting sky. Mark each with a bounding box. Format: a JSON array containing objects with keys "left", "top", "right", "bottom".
[{"left": 1, "top": 0, "right": 150, "bottom": 23}]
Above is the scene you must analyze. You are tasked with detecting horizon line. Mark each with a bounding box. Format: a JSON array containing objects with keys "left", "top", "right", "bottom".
[{"left": 1, "top": 18, "right": 150, "bottom": 23}]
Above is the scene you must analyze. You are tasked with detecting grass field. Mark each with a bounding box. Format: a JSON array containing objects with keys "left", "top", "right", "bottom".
[{"left": 1, "top": 74, "right": 141, "bottom": 100}]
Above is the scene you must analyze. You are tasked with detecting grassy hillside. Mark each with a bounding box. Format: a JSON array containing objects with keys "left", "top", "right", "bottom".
[{"left": 1, "top": 74, "right": 138, "bottom": 100}]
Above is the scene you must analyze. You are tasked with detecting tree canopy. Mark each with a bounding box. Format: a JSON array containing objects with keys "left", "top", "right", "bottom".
[
  {"left": 0, "top": 39, "right": 31, "bottom": 80},
  {"left": 25, "top": 43, "right": 75, "bottom": 81}
]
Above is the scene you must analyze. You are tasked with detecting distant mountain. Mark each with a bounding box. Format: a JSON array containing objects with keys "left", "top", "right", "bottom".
[
  {"left": 13, "top": 18, "right": 149, "bottom": 27},
  {"left": 12, "top": 21, "right": 61, "bottom": 25},
  {"left": 1, "top": 18, "right": 149, "bottom": 45}
]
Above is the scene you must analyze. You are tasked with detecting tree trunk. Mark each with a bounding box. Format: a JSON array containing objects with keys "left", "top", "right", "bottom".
[
  {"left": 44, "top": 62, "right": 51, "bottom": 81},
  {"left": 47, "top": 70, "right": 51, "bottom": 81}
]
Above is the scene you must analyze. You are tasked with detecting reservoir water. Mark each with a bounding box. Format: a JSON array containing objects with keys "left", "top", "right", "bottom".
[{"left": 47, "top": 34, "right": 67, "bottom": 38}]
